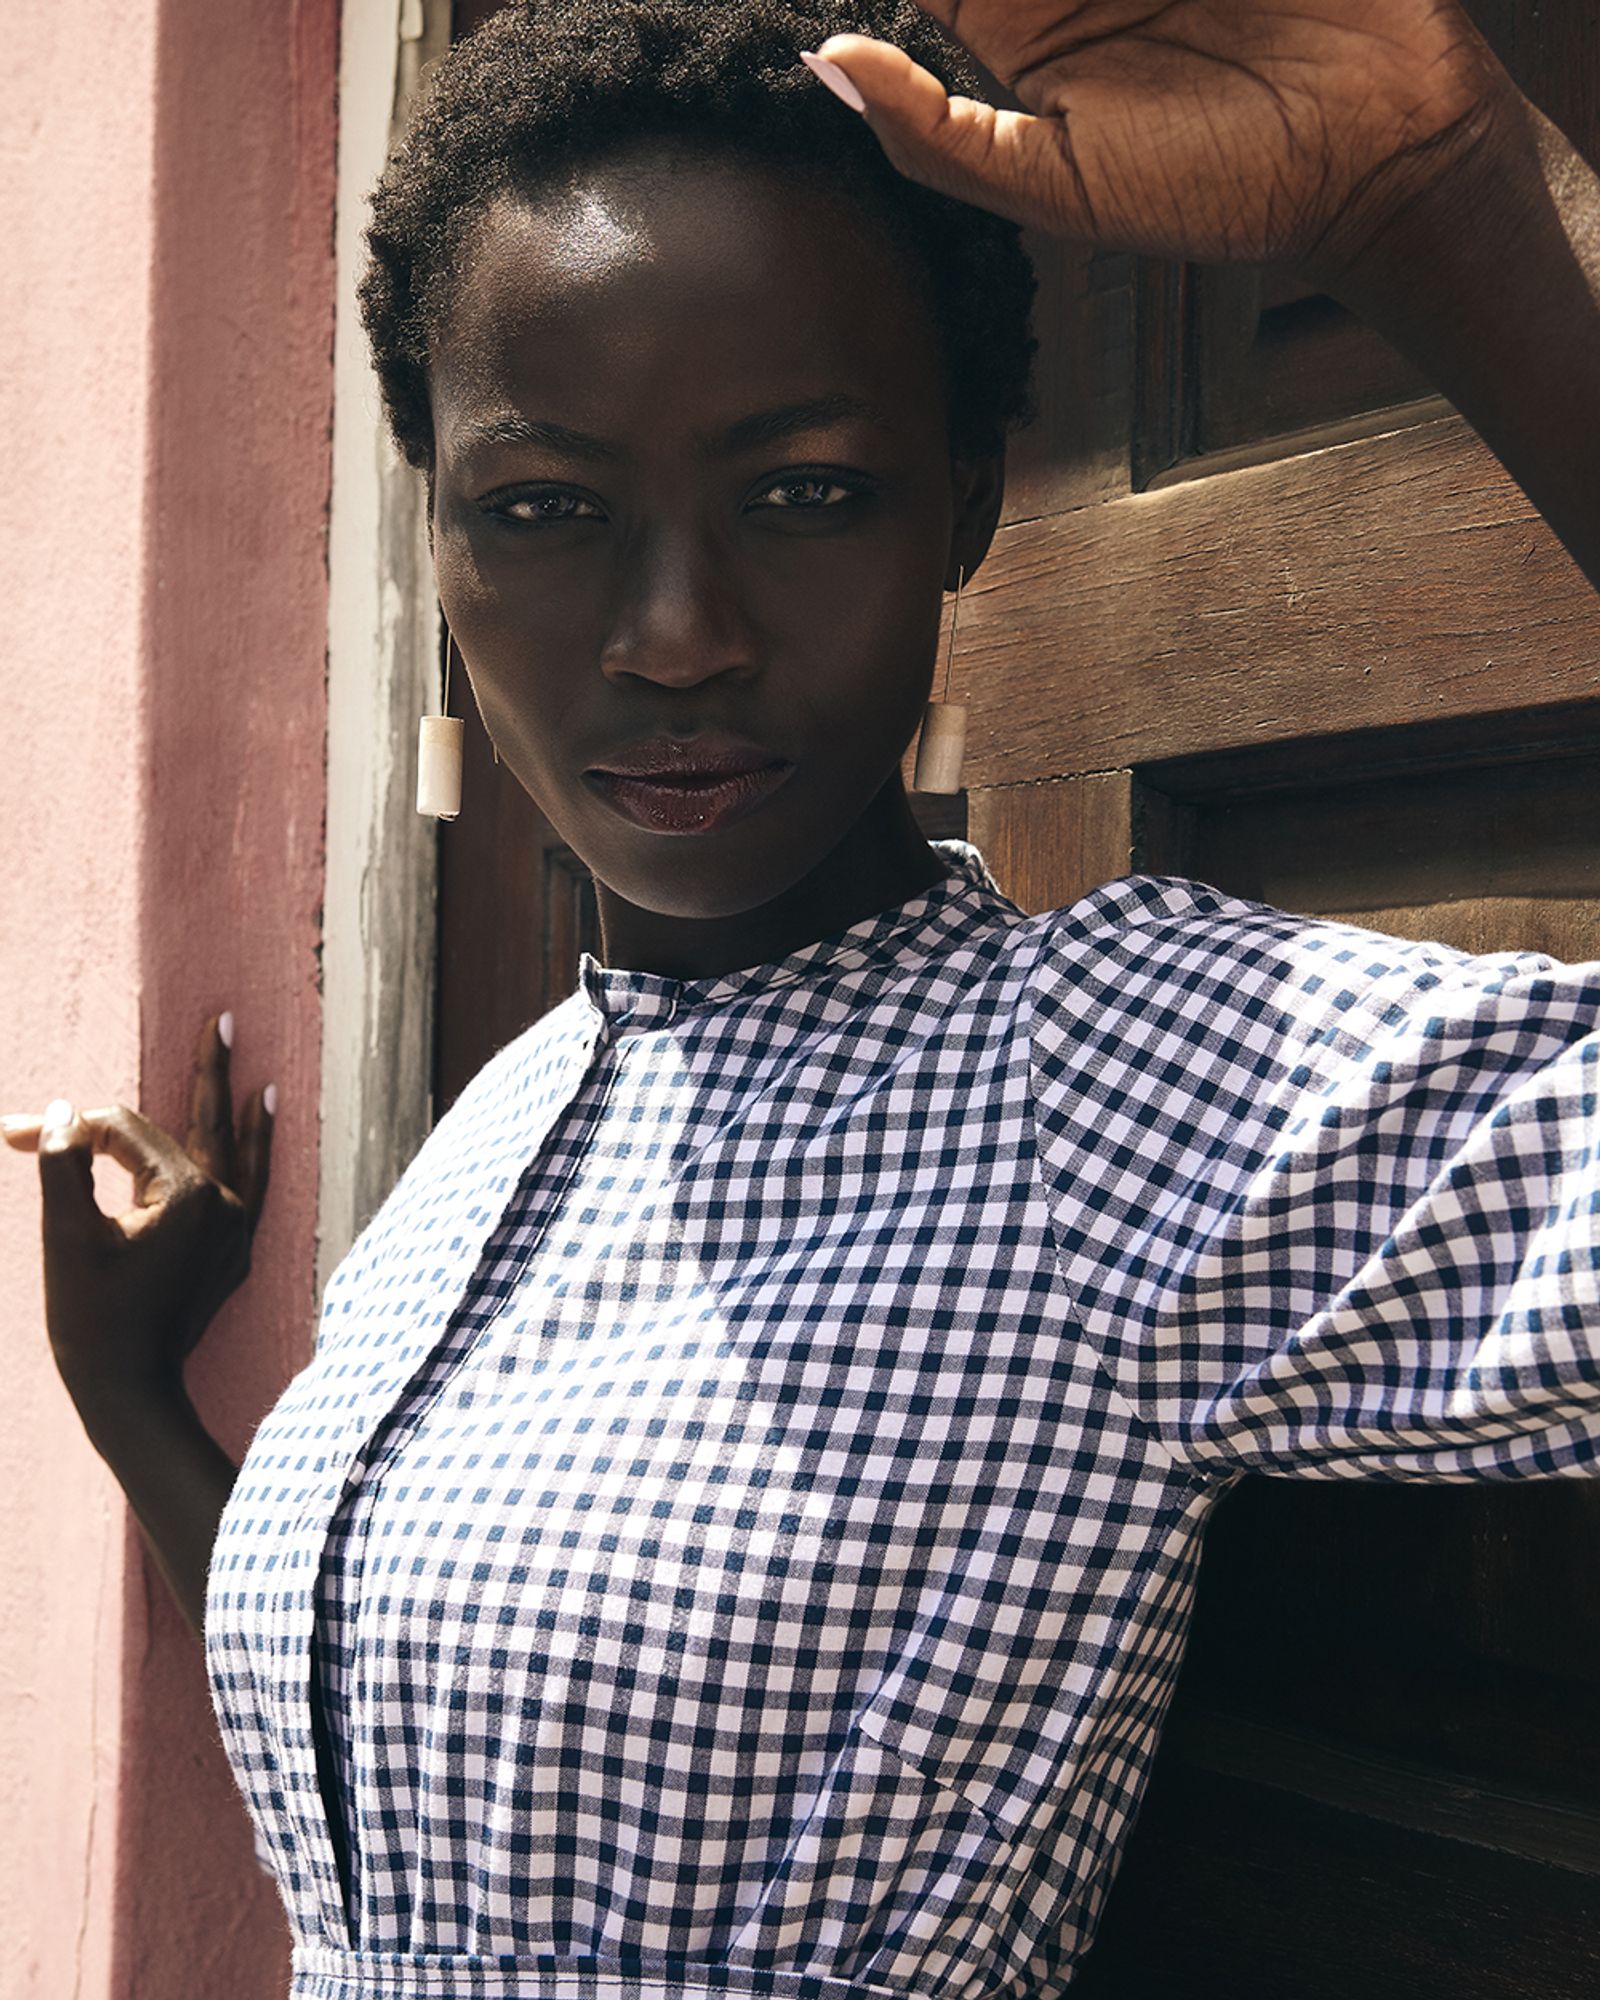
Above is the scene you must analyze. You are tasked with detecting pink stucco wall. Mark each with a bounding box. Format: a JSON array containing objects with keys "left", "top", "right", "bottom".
[{"left": 1, "top": 2, "right": 336, "bottom": 1993}]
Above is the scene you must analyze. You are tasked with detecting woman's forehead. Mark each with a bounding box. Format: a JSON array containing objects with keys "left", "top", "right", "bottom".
[
  {"left": 429, "top": 157, "right": 946, "bottom": 451},
  {"left": 443, "top": 151, "right": 920, "bottom": 326}
]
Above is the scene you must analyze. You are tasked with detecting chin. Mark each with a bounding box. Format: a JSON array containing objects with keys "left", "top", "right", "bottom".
[{"left": 579, "top": 817, "right": 841, "bottom": 924}]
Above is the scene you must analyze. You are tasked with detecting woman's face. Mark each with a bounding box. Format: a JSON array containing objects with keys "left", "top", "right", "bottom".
[{"left": 428, "top": 143, "right": 1002, "bottom": 922}]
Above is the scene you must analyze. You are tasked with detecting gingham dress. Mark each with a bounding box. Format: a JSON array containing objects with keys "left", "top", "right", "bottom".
[{"left": 206, "top": 843, "right": 1600, "bottom": 2000}]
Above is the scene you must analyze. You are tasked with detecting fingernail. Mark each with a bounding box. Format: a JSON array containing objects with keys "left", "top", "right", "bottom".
[
  {"left": 218, "top": 1010, "right": 235, "bottom": 1050},
  {"left": 42, "top": 1098, "right": 75, "bottom": 1131},
  {"left": 263, "top": 1083, "right": 278, "bottom": 1117},
  {"left": 800, "top": 50, "right": 867, "bottom": 115}
]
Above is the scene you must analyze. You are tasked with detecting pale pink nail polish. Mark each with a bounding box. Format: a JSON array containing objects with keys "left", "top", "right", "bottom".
[
  {"left": 218, "top": 1010, "right": 235, "bottom": 1050},
  {"left": 800, "top": 50, "right": 867, "bottom": 116},
  {"left": 263, "top": 1083, "right": 278, "bottom": 1117}
]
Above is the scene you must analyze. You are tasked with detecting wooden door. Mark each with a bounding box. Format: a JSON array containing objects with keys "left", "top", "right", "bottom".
[{"left": 434, "top": 2, "right": 1600, "bottom": 1989}]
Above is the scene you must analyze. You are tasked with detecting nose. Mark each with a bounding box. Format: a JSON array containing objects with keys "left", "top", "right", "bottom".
[{"left": 599, "top": 532, "right": 759, "bottom": 691}]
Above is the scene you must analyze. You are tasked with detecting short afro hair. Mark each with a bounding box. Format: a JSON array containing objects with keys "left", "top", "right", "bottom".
[{"left": 359, "top": 0, "right": 1039, "bottom": 472}]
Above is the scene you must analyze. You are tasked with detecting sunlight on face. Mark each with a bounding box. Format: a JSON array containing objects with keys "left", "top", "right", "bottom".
[{"left": 538, "top": 182, "right": 655, "bottom": 287}]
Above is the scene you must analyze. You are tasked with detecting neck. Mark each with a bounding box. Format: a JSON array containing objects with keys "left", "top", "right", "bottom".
[{"left": 593, "top": 780, "right": 951, "bottom": 981}]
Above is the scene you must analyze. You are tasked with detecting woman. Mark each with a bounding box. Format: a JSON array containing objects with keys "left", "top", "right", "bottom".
[{"left": 6, "top": 0, "right": 1599, "bottom": 1993}]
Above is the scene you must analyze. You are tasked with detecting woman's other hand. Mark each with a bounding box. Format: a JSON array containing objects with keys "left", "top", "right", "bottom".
[
  {"left": 806, "top": 0, "right": 1514, "bottom": 286},
  {"left": 2, "top": 1012, "right": 274, "bottom": 1422}
]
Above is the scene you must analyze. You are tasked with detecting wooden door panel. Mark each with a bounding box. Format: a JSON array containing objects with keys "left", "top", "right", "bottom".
[
  {"left": 959, "top": 419, "right": 1600, "bottom": 792},
  {"left": 1161, "top": 755, "right": 1600, "bottom": 951},
  {"left": 1133, "top": 256, "right": 1442, "bottom": 489},
  {"left": 1003, "top": 241, "right": 1138, "bottom": 524},
  {"left": 1132, "top": 0, "right": 1600, "bottom": 488},
  {"left": 967, "top": 772, "right": 1135, "bottom": 911},
  {"left": 1072, "top": 1759, "right": 1600, "bottom": 2000}
]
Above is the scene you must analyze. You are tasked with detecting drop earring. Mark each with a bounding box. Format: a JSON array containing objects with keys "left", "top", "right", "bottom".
[
  {"left": 416, "top": 633, "right": 465, "bottom": 820},
  {"left": 913, "top": 564, "right": 968, "bottom": 795}
]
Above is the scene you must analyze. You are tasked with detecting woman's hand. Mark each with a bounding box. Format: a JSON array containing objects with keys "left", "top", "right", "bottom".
[
  {"left": 807, "top": 0, "right": 1515, "bottom": 285},
  {"left": 2, "top": 1013, "right": 274, "bottom": 1419}
]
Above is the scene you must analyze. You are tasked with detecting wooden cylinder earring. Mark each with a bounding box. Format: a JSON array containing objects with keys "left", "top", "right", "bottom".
[
  {"left": 416, "top": 632, "right": 466, "bottom": 820},
  {"left": 913, "top": 564, "right": 968, "bottom": 795}
]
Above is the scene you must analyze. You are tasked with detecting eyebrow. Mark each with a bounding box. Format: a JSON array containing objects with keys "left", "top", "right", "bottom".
[
  {"left": 718, "top": 394, "right": 893, "bottom": 452},
  {"left": 454, "top": 394, "right": 892, "bottom": 462}
]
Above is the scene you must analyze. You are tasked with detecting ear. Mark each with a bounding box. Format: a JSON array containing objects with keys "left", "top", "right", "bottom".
[{"left": 946, "top": 443, "right": 1007, "bottom": 591}]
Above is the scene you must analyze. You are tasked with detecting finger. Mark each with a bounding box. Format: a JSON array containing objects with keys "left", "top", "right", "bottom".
[
  {"left": 36, "top": 1102, "right": 117, "bottom": 1253},
  {"left": 234, "top": 1082, "right": 275, "bottom": 1230},
  {"left": 809, "top": 36, "right": 1089, "bottom": 238},
  {"left": 187, "top": 1011, "right": 237, "bottom": 1190},
  {"left": 2, "top": 1114, "right": 45, "bottom": 1152},
  {"left": 77, "top": 1102, "right": 198, "bottom": 1206}
]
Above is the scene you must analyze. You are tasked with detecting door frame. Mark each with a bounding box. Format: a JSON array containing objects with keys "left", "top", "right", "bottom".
[{"left": 319, "top": 0, "right": 452, "bottom": 1292}]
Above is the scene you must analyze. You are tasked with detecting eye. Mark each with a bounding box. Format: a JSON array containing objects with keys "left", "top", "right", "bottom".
[
  {"left": 479, "top": 486, "right": 607, "bottom": 526},
  {"left": 749, "top": 474, "right": 863, "bottom": 511}
]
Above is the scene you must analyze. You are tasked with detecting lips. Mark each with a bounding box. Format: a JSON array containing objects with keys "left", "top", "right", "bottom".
[
  {"left": 591, "top": 733, "right": 782, "bottom": 779},
  {"left": 585, "top": 734, "right": 794, "bottom": 835}
]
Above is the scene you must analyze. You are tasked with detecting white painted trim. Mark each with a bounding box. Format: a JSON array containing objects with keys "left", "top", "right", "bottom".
[{"left": 318, "top": 0, "right": 451, "bottom": 1298}]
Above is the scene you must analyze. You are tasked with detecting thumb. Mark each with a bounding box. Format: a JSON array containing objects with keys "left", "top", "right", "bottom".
[{"left": 807, "top": 35, "right": 1070, "bottom": 235}]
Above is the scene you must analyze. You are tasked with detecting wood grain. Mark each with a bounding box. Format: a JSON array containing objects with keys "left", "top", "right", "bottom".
[
  {"left": 967, "top": 773, "right": 1135, "bottom": 912},
  {"left": 961, "top": 415, "right": 1600, "bottom": 788}
]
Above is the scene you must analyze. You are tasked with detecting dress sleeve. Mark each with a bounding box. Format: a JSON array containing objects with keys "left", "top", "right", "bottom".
[{"left": 1024, "top": 877, "right": 1600, "bottom": 1484}]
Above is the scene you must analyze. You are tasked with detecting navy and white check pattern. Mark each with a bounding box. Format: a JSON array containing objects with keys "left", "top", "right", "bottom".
[{"left": 206, "top": 843, "right": 1600, "bottom": 1999}]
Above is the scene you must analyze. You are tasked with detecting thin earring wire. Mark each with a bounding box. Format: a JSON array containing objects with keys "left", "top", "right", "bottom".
[
  {"left": 940, "top": 564, "right": 966, "bottom": 705},
  {"left": 444, "top": 631, "right": 500, "bottom": 765},
  {"left": 912, "top": 565, "right": 969, "bottom": 795}
]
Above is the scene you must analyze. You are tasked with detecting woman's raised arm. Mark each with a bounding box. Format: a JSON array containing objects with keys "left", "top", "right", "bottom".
[{"left": 806, "top": 0, "right": 1600, "bottom": 592}]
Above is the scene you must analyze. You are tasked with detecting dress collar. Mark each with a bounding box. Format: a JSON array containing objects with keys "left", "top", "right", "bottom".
[{"left": 576, "top": 841, "right": 1015, "bottom": 1032}]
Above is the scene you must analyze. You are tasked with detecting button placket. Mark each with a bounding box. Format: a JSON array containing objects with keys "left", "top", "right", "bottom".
[{"left": 300, "top": 1021, "right": 620, "bottom": 1947}]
